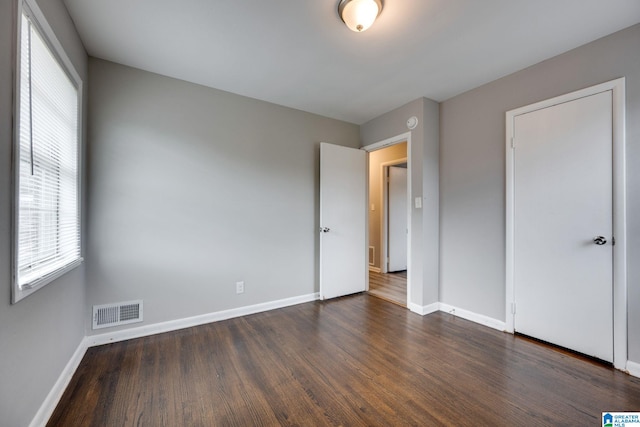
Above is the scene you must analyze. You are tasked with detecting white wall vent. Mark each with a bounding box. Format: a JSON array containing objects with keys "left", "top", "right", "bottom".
[{"left": 92, "top": 300, "right": 143, "bottom": 330}]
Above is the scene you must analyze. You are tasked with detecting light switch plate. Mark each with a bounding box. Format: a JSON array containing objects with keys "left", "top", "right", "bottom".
[{"left": 415, "top": 197, "right": 422, "bottom": 209}]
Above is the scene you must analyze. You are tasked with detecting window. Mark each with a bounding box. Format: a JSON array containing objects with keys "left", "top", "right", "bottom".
[{"left": 12, "top": 0, "right": 82, "bottom": 303}]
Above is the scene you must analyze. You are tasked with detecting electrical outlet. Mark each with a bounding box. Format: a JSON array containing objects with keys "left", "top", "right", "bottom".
[{"left": 236, "top": 281, "right": 244, "bottom": 294}]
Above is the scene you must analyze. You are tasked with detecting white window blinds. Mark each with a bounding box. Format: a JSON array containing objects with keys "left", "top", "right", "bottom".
[{"left": 14, "top": 7, "right": 82, "bottom": 300}]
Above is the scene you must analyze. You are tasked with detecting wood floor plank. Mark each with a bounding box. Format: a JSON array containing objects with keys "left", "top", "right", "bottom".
[
  {"left": 368, "top": 270, "right": 407, "bottom": 306},
  {"left": 48, "top": 294, "right": 640, "bottom": 426}
]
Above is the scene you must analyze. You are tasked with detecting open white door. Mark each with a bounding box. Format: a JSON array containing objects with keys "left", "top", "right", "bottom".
[
  {"left": 387, "top": 166, "right": 407, "bottom": 272},
  {"left": 319, "top": 143, "right": 367, "bottom": 300}
]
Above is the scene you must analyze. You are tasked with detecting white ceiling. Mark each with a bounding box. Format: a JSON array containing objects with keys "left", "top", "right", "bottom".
[{"left": 63, "top": 0, "right": 640, "bottom": 124}]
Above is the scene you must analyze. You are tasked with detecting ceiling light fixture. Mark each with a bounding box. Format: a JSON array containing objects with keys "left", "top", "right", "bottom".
[{"left": 338, "top": 0, "right": 383, "bottom": 33}]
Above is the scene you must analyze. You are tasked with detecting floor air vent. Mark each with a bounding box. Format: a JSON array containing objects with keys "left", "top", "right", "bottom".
[{"left": 93, "top": 300, "right": 143, "bottom": 330}]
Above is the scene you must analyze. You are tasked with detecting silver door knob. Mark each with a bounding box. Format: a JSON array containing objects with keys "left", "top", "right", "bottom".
[
  {"left": 593, "top": 236, "right": 607, "bottom": 245},
  {"left": 320, "top": 227, "right": 330, "bottom": 233}
]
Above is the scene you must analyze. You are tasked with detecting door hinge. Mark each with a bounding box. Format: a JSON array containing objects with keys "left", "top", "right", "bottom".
[
  {"left": 612, "top": 236, "right": 616, "bottom": 246},
  {"left": 511, "top": 137, "right": 515, "bottom": 148},
  {"left": 511, "top": 302, "right": 516, "bottom": 314}
]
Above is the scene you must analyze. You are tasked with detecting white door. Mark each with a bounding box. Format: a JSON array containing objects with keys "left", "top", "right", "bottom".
[
  {"left": 513, "top": 90, "right": 613, "bottom": 362},
  {"left": 387, "top": 166, "right": 407, "bottom": 272},
  {"left": 319, "top": 143, "right": 367, "bottom": 300}
]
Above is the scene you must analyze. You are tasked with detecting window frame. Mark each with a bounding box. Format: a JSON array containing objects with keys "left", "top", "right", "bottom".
[{"left": 11, "top": 0, "right": 84, "bottom": 303}]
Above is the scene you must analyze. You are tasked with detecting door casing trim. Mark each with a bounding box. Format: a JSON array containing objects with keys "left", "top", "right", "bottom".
[{"left": 363, "top": 132, "right": 413, "bottom": 308}]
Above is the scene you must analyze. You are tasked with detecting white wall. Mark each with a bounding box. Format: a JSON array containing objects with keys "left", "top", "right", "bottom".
[
  {"left": 86, "top": 59, "right": 360, "bottom": 332},
  {"left": 439, "top": 24, "right": 640, "bottom": 362},
  {"left": 0, "top": 0, "right": 88, "bottom": 425}
]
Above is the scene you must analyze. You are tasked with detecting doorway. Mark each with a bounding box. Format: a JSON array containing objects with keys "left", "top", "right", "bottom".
[
  {"left": 366, "top": 142, "right": 408, "bottom": 306},
  {"left": 319, "top": 132, "right": 414, "bottom": 307}
]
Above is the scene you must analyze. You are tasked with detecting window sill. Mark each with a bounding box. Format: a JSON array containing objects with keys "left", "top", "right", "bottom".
[{"left": 12, "top": 257, "right": 84, "bottom": 304}]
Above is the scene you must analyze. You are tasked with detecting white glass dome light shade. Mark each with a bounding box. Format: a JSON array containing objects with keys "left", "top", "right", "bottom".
[{"left": 339, "top": 0, "right": 383, "bottom": 32}]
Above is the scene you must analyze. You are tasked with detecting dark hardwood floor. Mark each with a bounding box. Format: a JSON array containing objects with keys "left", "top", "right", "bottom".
[
  {"left": 368, "top": 270, "right": 407, "bottom": 306},
  {"left": 49, "top": 294, "right": 640, "bottom": 426}
]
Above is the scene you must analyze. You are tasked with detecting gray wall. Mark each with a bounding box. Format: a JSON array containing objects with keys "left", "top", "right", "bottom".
[
  {"left": 2, "top": 8, "right": 637, "bottom": 424},
  {"left": 361, "top": 97, "right": 440, "bottom": 308},
  {"left": 0, "top": 0, "right": 88, "bottom": 425},
  {"left": 86, "top": 59, "right": 360, "bottom": 332},
  {"left": 439, "top": 24, "right": 640, "bottom": 362}
]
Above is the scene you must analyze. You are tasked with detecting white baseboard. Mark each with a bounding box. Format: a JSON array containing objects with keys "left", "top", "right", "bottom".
[
  {"left": 627, "top": 361, "right": 640, "bottom": 378},
  {"left": 87, "top": 292, "right": 319, "bottom": 347},
  {"left": 439, "top": 303, "right": 506, "bottom": 331},
  {"left": 368, "top": 266, "right": 381, "bottom": 273},
  {"left": 33, "top": 293, "right": 633, "bottom": 427},
  {"left": 408, "top": 302, "right": 439, "bottom": 315},
  {"left": 409, "top": 301, "right": 506, "bottom": 332},
  {"left": 33, "top": 293, "right": 319, "bottom": 426},
  {"left": 30, "top": 337, "right": 89, "bottom": 427}
]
